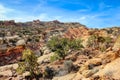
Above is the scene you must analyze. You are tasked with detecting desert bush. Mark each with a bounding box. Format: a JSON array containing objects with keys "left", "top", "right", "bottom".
[
  {"left": 87, "top": 35, "right": 112, "bottom": 51},
  {"left": 99, "top": 36, "right": 112, "bottom": 51},
  {"left": 47, "top": 37, "right": 69, "bottom": 59},
  {"left": 87, "top": 35, "right": 99, "bottom": 48},
  {"left": 47, "top": 36, "right": 83, "bottom": 60},
  {"left": 47, "top": 36, "right": 60, "bottom": 51},
  {"left": 17, "top": 49, "right": 39, "bottom": 77},
  {"left": 50, "top": 54, "right": 59, "bottom": 62},
  {"left": 68, "top": 38, "right": 84, "bottom": 50}
]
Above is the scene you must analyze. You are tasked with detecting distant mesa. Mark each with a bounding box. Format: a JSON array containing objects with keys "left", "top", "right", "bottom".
[
  {"left": 0, "top": 20, "right": 16, "bottom": 26},
  {"left": 33, "top": 19, "right": 41, "bottom": 24},
  {"left": 0, "top": 19, "right": 84, "bottom": 28}
]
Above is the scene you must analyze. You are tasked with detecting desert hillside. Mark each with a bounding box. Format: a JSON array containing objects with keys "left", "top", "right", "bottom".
[{"left": 0, "top": 20, "right": 120, "bottom": 80}]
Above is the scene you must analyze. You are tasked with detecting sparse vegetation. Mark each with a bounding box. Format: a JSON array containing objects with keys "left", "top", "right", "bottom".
[
  {"left": 87, "top": 34, "right": 112, "bottom": 51},
  {"left": 0, "top": 20, "right": 120, "bottom": 80},
  {"left": 47, "top": 36, "right": 83, "bottom": 60},
  {"left": 50, "top": 54, "right": 59, "bottom": 62},
  {"left": 17, "top": 49, "right": 39, "bottom": 78}
]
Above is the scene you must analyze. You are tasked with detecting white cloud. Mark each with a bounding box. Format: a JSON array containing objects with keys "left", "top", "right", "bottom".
[
  {"left": 37, "top": 13, "right": 49, "bottom": 20},
  {"left": 79, "top": 16, "right": 86, "bottom": 20},
  {"left": 0, "top": 4, "right": 15, "bottom": 20},
  {"left": 0, "top": 1, "right": 119, "bottom": 28},
  {"left": 0, "top": 4, "right": 14, "bottom": 14}
]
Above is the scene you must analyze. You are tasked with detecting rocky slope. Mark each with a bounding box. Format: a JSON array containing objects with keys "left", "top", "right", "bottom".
[{"left": 0, "top": 20, "right": 120, "bottom": 80}]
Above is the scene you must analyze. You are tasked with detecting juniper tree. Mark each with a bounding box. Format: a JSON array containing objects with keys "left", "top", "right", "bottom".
[
  {"left": 47, "top": 36, "right": 83, "bottom": 60},
  {"left": 17, "top": 49, "right": 39, "bottom": 77}
]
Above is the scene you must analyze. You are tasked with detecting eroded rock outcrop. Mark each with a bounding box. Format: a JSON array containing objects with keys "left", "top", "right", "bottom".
[
  {"left": 0, "top": 20, "right": 16, "bottom": 26},
  {"left": 0, "top": 46, "right": 25, "bottom": 66},
  {"left": 78, "top": 50, "right": 120, "bottom": 79},
  {"left": 63, "top": 26, "right": 89, "bottom": 39},
  {"left": 113, "top": 35, "right": 120, "bottom": 51}
]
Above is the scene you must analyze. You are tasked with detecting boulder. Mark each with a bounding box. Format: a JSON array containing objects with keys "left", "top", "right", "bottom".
[
  {"left": 37, "top": 52, "right": 54, "bottom": 64},
  {"left": 16, "top": 39, "right": 25, "bottom": 46},
  {"left": 94, "top": 58, "right": 120, "bottom": 79},
  {"left": 53, "top": 73, "right": 76, "bottom": 80},
  {"left": 112, "top": 36, "right": 120, "bottom": 51},
  {"left": 41, "top": 46, "right": 51, "bottom": 54},
  {"left": 82, "top": 68, "right": 99, "bottom": 78},
  {"left": 100, "top": 51, "right": 118, "bottom": 63},
  {"left": 34, "top": 50, "right": 41, "bottom": 57}
]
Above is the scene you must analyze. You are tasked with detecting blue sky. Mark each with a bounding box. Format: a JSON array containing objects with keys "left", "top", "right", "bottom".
[{"left": 0, "top": 0, "right": 120, "bottom": 28}]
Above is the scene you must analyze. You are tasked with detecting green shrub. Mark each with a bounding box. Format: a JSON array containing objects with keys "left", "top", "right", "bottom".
[
  {"left": 47, "top": 36, "right": 59, "bottom": 51},
  {"left": 68, "top": 38, "right": 84, "bottom": 50},
  {"left": 17, "top": 49, "right": 39, "bottom": 77},
  {"left": 87, "top": 35, "right": 98, "bottom": 48},
  {"left": 47, "top": 37, "right": 83, "bottom": 60},
  {"left": 87, "top": 35, "right": 112, "bottom": 51},
  {"left": 47, "top": 37, "right": 69, "bottom": 59},
  {"left": 50, "top": 54, "right": 59, "bottom": 62}
]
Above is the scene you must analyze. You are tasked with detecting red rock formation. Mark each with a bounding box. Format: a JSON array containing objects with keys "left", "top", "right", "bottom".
[
  {"left": 63, "top": 26, "right": 89, "bottom": 39},
  {"left": 52, "top": 20, "right": 60, "bottom": 23},
  {"left": 4, "top": 20, "right": 15, "bottom": 26},
  {"left": 0, "top": 20, "right": 16, "bottom": 26},
  {"left": 0, "top": 45, "right": 25, "bottom": 66}
]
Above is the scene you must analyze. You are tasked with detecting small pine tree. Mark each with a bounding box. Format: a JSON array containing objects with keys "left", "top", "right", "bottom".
[{"left": 17, "top": 49, "right": 39, "bottom": 77}]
